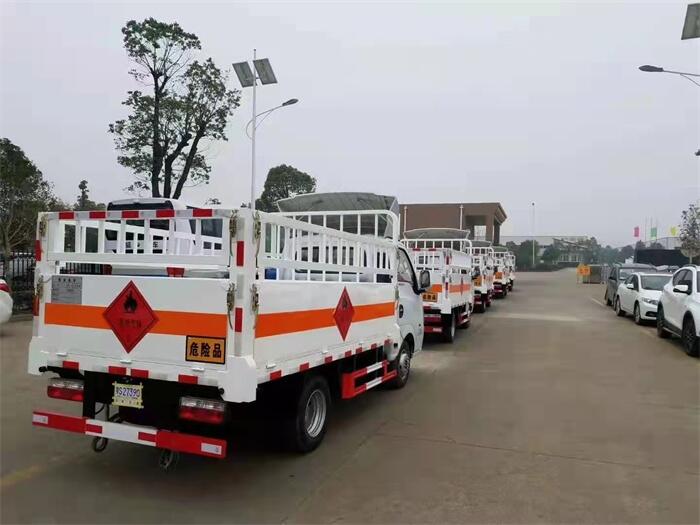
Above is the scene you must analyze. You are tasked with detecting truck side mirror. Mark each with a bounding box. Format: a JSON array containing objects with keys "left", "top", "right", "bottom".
[{"left": 419, "top": 270, "right": 430, "bottom": 290}]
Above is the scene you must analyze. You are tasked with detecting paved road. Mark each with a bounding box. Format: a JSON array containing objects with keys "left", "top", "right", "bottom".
[{"left": 1, "top": 270, "right": 698, "bottom": 523}]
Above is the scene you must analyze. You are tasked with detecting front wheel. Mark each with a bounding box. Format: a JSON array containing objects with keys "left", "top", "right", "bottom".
[
  {"left": 388, "top": 340, "right": 411, "bottom": 389},
  {"left": 634, "top": 303, "right": 643, "bottom": 325},
  {"left": 656, "top": 307, "right": 670, "bottom": 339},
  {"left": 682, "top": 318, "right": 699, "bottom": 357},
  {"left": 283, "top": 375, "right": 331, "bottom": 453},
  {"left": 614, "top": 296, "right": 625, "bottom": 317}
]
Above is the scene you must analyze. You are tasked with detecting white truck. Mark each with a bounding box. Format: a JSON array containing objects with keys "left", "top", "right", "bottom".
[
  {"left": 505, "top": 252, "right": 516, "bottom": 291},
  {"left": 28, "top": 203, "right": 429, "bottom": 467},
  {"left": 403, "top": 229, "right": 473, "bottom": 343},
  {"left": 468, "top": 242, "right": 495, "bottom": 312},
  {"left": 492, "top": 247, "right": 511, "bottom": 298}
]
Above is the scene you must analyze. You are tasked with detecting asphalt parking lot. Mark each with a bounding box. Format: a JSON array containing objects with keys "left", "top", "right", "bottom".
[{"left": 1, "top": 269, "right": 698, "bottom": 524}]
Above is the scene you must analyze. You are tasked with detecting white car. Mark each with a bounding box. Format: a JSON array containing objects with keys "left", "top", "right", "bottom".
[
  {"left": 614, "top": 272, "right": 672, "bottom": 324},
  {"left": 0, "top": 278, "right": 12, "bottom": 324},
  {"left": 657, "top": 265, "right": 700, "bottom": 357}
]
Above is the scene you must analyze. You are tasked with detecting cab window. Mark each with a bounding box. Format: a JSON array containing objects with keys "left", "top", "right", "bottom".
[{"left": 397, "top": 250, "right": 415, "bottom": 285}]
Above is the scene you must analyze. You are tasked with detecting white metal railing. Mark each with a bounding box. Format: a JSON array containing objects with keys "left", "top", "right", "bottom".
[
  {"left": 43, "top": 209, "right": 232, "bottom": 267},
  {"left": 259, "top": 211, "right": 398, "bottom": 283},
  {"left": 403, "top": 238, "right": 473, "bottom": 251}
]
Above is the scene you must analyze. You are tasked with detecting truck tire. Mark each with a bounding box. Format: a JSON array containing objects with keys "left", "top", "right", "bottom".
[
  {"left": 388, "top": 339, "right": 411, "bottom": 389},
  {"left": 442, "top": 312, "right": 457, "bottom": 343},
  {"left": 682, "top": 317, "right": 699, "bottom": 357},
  {"left": 605, "top": 289, "right": 612, "bottom": 307},
  {"left": 283, "top": 375, "right": 330, "bottom": 453},
  {"left": 475, "top": 301, "right": 486, "bottom": 313},
  {"left": 656, "top": 307, "right": 670, "bottom": 339}
]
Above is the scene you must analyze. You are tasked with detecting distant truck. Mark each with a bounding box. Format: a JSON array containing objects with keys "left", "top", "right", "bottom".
[
  {"left": 468, "top": 241, "right": 495, "bottom": 313},
  {"left": 28, "top": 199, "right": 429, "bottom": 467},
  {"left": 403, "top": 229, "right": 473, "bottom": 342},
  {"left": 492, "top": 246, "right": 511, "bottom": 298}
]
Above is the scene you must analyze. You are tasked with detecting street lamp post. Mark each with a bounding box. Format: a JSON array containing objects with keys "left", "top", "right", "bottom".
[
  {"left": 531, "top": 202, "right": 536, "bottom": 268},
  {"left": 233, "top": 52, "right": 298, "bottom": 210}
]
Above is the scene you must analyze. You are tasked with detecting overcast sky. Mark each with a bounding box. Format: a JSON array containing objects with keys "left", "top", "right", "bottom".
[{"left": 1, "top": 1, "right": 698, "bottom": 246}]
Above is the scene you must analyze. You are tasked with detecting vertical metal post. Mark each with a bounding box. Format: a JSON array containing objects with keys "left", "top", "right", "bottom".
[
  {"left": 531, "top": 202, "right": 536, "bottom": 268},
  {"left": 459, "top": 204, "right": 464, "bottom": 230},
  {"left": 250, "top": 49, "right": 257, "bottom": 211}
]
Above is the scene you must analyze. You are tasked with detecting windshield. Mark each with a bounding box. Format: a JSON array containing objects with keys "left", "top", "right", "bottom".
[{"left": 641, "top": 275, "right": 671, "bottom": 291}]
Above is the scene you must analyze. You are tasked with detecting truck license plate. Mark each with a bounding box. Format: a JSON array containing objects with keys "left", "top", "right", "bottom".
[
  {"left": 422, "top": 292, "right": 438, "bottom": 302},
  {"left": 112, "top": 382, "right": 143, "bottom": 409}
]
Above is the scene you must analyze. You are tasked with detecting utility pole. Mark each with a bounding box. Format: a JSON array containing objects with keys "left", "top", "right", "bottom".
[{"left": 531, "top": 202, "right": 536, "bottom": 268}]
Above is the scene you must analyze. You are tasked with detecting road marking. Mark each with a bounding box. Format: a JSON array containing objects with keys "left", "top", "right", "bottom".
[
  {"left": 589, "top": 297, "right": 606, "bottom": 307},
  {"left": 0, "top": 464, "right": 47, "bottom": 491}
]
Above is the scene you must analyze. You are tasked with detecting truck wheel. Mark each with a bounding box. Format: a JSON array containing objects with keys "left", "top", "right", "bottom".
[
  {"left": 475, "top": 302, "right": 486, "bottom": 313},
  {"left": 656, "top": 307, "right": 670, "bottom": 339},
  {"left": 442, "top": 313, "right": 456, "bottom": 343},
  {"left": 614, "top": 296, "right": 625, "bottom": 317},
  {"left": 486, "top": 294, "right": 492, "bottom": 308},
  {"left": 388, "top": 339, "right": 411, "bottom": 389},
  {"left": 682, "top": 318, "right": 699, "bottom": 357},
  {"left": 283, "top": 375, "right": 330, "bottom": 453},
  {"left": 605, "top": 290, "right": 612, "bottom": 307}
]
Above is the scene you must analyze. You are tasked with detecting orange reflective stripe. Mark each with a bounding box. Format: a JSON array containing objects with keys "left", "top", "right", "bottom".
[
  {"left": 428, "top": 284, "right": 443, "bottom": 293},
  {"left": 256, "top": 301, "right": 395, "bottom": 338},
  {"left": 449, "top": 283, "right": 471, "bottom": 293},
  {"left": 44, "top": 303, "right": 226, "bottom": 337}
]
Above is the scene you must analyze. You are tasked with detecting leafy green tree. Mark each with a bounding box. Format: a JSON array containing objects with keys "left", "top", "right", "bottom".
[
  {"left": 75, "top": 180, "right": 105, "bottom": 211},
  {"left": 0, "top": 139, "right": 64, "bottom": 257},
  {"left": 256, "top": 164, "right": 316, "bottom": 212},
  {"left": 679, "top": 203, "right": 700, "bottom": 263},
  {"left": 620, "top": 245, "right": 634, "bottom": 261},
  {"left": 109, "top": 18, "right": 240, "bottom": 199},
  {"left": 541, "top": 244, "right": 561, "bottom": 264}
]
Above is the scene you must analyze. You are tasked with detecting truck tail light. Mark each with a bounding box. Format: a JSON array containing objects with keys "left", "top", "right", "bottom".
[
  {"left": 179, "top": 397, "right": 226, "bottom": 425},
  {"left": 0, "top": 282, "right": 10, "bottom": 294},
  {"left": 47, "top": 378, "right": 84, "bottom": 402}
]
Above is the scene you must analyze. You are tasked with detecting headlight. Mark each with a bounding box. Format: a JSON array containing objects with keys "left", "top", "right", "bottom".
[{"left": 642, "top": 298, "right": 658, "bottom": 305}]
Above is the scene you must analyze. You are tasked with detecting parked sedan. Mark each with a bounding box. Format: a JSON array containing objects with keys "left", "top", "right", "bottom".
[
  {"left": 615, "top": 272, "right": 672, "bottom": 324},
  {"left": 0, "top": 278, "right": 12, "bottom": 324}
]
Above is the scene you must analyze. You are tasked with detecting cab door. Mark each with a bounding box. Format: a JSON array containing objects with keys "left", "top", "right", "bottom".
[
  {"left": 619, "top": 275, "right": 636, "bottom": 311},
  {"left": 666, "top": 269, "right": 691, "bottom": 329},
  {"left": 397, "top": 247, "right": 424, "bottom": 353}
]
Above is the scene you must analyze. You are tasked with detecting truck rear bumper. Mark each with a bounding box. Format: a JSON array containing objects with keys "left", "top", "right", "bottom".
[{"left": 32, "top": 410, "right": 227, "bottom": 459}]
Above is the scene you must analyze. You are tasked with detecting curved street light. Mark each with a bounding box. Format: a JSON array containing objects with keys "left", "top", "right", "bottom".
[
  {"left": 638, "top": 64, "right": 700, "bottom": 87},
  {"left": 245, "top": 98, "right": 299, "bottom": 139}
]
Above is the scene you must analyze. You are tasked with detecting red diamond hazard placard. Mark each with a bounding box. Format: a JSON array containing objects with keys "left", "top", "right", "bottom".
[
  {"left": 103, "top": 281, "right": 158, "bottom": 353},
  {"left": 333, "top": 287, "right": 355, "bottom": 341}
]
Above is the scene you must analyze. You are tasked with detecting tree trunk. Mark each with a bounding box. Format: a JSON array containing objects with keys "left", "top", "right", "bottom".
[
  {"left": 151, "top": 78, "right": 163, "bottom": 198},
  {"left": 172, "top": 133, "right": 203, "bottom": 200}
]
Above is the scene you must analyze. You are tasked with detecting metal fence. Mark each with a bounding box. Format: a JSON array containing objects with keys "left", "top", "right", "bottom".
[{"left": 1, "top": 251, "right": 36, "bottom": 313}]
